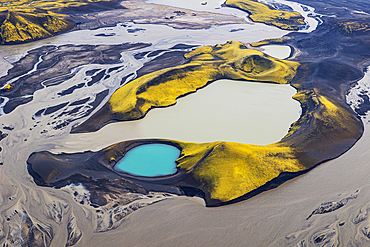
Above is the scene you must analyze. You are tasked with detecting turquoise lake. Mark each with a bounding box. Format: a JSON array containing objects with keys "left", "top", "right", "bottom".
[{"left": 114, "top": 144, "right": 181, "bottom": 177}]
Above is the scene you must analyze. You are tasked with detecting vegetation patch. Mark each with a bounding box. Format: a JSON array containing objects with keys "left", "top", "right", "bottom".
[
  {"left": 108, "top": 41, "right": 300, "bottom": 122},
  {"left": 225, "top": 0, "right": 305, "bottom": 30},
  {"left": 0, "top": 0, "right": 119, "bottom": 44}
]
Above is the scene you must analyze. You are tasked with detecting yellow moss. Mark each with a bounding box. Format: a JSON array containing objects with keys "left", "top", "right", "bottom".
[
  {"left": 2, "top": 83, "right": 13, "bottom": 90},
  {"left": 0, "top": 0, "right": 118, "bottom": 44},
  {"left": 0, "top": 10, "right": 73, "bottom": 44},
  {"left": 173, "top": 140, "right": 303, "bottom": 202},
  {"left": 109, "top": 41, "right": 300, "bottom": 121},
  {"left": 250, "top": 38, "right": 287, "bottom": 47},
  {"left": 314, "top": 94, "right": 353, "bottom": 131},
  {"left": 338, "top": 21, "right": 370, "bottom": 34},
  {"left": 283, "top": 89, "right": 357, "bottom": 142},
  {"left": 0, "top": 0, "right": 115, "bottom": 12},
  {"left": 225, "top": 0, "right": 305, "bottom": 31}
]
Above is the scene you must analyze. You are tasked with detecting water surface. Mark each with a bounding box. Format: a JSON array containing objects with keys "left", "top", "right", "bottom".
[
  {"left": 60, "top": 79, "right": 301, "bottom": 153},
  {"left": 114, "top": 144, "right": 181, "bottom": 177},
  {"left": 260, "top": 45, "right": 291, "bottom": 59}
]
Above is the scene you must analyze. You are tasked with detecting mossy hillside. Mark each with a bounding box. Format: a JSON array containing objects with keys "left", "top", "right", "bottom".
[
  {"left": 0, "top": 0, "right": 116, "bottom": 13},
  {"left": 173, "top": 140, "right": 303, "bottom": 202},
  {"left": 225, "top": 0, "right": 305, "bottom": 31},
  {"left": 108, "top": 41, "right": 300, "bottom": 121},
  {"left": 282, "top": 88, "right": 362, "bottom": 161},
  {"left": 0, "top": 0, "right": 118, "bottom": 44},
  {"left": 0, "top": 10, "right": 74, "bottom": 44}
]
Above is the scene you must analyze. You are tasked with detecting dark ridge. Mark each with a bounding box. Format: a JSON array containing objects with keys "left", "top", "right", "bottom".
[
  {"left": 70, "top": 97, "right": 90, "bottom": 106},
  {"left": 355, "top": 93, "right": 370, "bottom": 116},
  {"left": 147, "top": 50, "right": 167, "bottom": 58},
  {"left": 27, "top": 161, "right": 46, "bottom": 186},
  {"left": 104, "top": 74, "right": 110, "bottom": 80},
  {"left": 42, "top": 74, "right": 75, "bottom": 87},
  {"left": 127, "top": 28, "right": 146, "bottom": 33},
  {"left": 108, "top": 66, "right": 122, "bottom": 73},
  {"left": 56, "top": 106, "right": 83, "bottom": 119},
  {"left": 136, "top": 51, "right": 187, "bottom": 78},
  {"left": 57, "top": 83, "right": 85, "bottom": 96},
  {"left": 229, "top": 28, "right": 245, "bottom": 32},
  {"left": 63, "top": 90, "right": 109, "bottom": 133},
  {"left": 89, "top": 89, "right": 109, "bottom": 109},
  {"left": 44, "top": 102, "right": 69, "bottom": 115},
  {"left": 85, "top": 69, "right": 101, "bottom": 76},
  {"left": 120, "top": 73, "right": 135, "bottom": 85},
  {"left": 170, "top": 44, "right": 199, "bottom": 49},
  {"left": 3, "top": 126, "right": 14, "bottom": 131},
  {"left": 54, "top": 89, "right": 108, "bottom": 130},
  {"left": 179, "top": 186, "right": 206, "bottom": 200},
  {"left": 88, "top": 70, "right": 106, "bottom": 86},
  {"left": 291, "top": 0, "right": 370, "bottom": 15},
  {"left": 61, "top": 0, "right": 126, "bottom": 15},
  {"left": 134, "top": 51, "right": 149, "bottom": 60},
  {"left": 67, "top": 106, "right": 83, "bottom": 115},
  {"left": 0, "top": 46, "right": 55, "bottom": 87},
  {"left": 0, "top": 131, "right": 7, "bottom": 141},
  {"left": 35, "top": 108, "right": 45, "bottom": 117},
  {"left": 53, "top": 120, "right": 72, "bottom": 130},
  {"left": 3, "top": 96, "right": 33, "bottom": 114},
  {"left": 94, "top": 33, "right": 116, "bottom": 37}
]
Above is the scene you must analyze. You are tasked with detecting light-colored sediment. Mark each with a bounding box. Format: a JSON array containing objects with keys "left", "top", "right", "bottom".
[{"left": 259, "top": 44, "right": 291, "bottom": 59}]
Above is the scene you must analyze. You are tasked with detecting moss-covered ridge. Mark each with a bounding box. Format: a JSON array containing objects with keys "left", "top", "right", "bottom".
[
  {"left": 0, "top": 10, "right": 74, "bottom": 44},
  {"left": 108, "top": 41, "right": 300, "bottom": 122},
  {"left": 224, "top": 0, "right": 305, "bottom": 31},
  {"left": 0, "top": 0, "right": 119, "bottom": 44},
  {"left": 173, "top": 141, "right": 303, "bottom": 202},
  {"left": 0, "top": 0, "right": 115, "bottom": 12}
]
